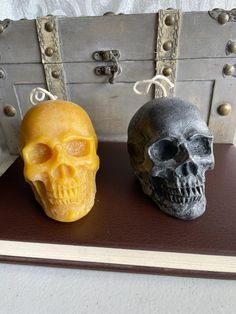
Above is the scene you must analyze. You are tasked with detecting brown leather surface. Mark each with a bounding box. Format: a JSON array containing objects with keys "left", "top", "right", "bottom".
[{"left": 0, "top": 142, "right": 236, "bottom": 274}]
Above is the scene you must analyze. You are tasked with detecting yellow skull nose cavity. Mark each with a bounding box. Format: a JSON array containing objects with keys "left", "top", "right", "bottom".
[{"left": 53, "top": 163, "right": 76, "bottom": 179}]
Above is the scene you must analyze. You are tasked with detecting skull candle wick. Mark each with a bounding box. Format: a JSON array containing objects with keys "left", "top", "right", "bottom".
[
  {"left": 19, "top": 88, "right": 99, "bottom": 222},
  {"left": 128, "top": 77, "right": 215, "bottom": 220}
]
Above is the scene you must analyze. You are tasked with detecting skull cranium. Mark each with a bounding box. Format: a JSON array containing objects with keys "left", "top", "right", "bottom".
[
  {"left": 128, "top": 97, "right": 214, "bottom": 220},
  {"left": 19, "top": 100, "right": 99, "bottom": 222}
]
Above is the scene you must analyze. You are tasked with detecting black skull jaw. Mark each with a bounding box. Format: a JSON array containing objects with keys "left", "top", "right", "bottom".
[
  {"left": 136, "top": 174, "right": 207, "bottom": 220},
  {"left": 151, "top": 193, "right": 206, "bottom": 220},
  {"left": 149, "top": 175, "right": 206, "bottom": 219}
]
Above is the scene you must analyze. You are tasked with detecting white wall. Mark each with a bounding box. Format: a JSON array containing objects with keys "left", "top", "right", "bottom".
[{"left": 1, "top": 0, "right": 236, "bottom": 20}]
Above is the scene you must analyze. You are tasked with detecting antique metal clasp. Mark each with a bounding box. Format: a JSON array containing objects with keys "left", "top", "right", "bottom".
[
  {"left": 208, "top": 8, "right": 236, "bottom": 24},
  {"left": 0, "top": 19, "right": 11, "bottom": 33},
  {"left": 93, "top": 50, "right": 121, "bottom": 84}
]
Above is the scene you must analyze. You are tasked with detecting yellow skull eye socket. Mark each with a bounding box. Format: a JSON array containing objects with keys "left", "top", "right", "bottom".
[
  {"left": 27, "top": 143, "right": 53, "bottom": 164},
  {"left": 66, "top": 139, "right": 90, "bottom": 157}
]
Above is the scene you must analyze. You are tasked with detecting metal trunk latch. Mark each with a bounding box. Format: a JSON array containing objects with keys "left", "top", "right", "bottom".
[{"left": 93, "top": 50, "right": 121, "bottom": 84}]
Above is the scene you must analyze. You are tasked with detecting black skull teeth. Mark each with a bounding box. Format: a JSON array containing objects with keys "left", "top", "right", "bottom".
[
  {"left": 160, "top": 184, "right": 204, "bottom": 204},
  {"left": 162, "top": 185, "right": 204, "bottom": 196},
  {"left": 164, "top": 194, "right": 203, "bottom": 204}
]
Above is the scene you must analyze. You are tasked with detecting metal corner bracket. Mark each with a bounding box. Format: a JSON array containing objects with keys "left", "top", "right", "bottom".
[
  {"left": 155, "top": 9, "right": 182, "bottom": 98},
  {"left": 208, "top": 8, "right": 236, "bottom": 24},
  {"left": 36, "top": 16, "right": 69, "bottom": 100}
]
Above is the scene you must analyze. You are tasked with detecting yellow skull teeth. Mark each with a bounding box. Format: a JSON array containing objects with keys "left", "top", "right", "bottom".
[{"left": 47, "top": 185, "right": 79, "bottom": 206}]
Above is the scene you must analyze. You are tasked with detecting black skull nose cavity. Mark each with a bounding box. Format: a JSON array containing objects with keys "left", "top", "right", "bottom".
[{"left": 176, "top": 161, "right": 198, "bottom": 177}]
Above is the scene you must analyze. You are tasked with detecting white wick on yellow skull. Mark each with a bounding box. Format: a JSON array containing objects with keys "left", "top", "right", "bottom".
[{"left": 19, "top": 89, "right": 99, "bottom": 222}]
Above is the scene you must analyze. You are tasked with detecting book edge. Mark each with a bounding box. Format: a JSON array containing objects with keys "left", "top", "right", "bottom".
[{"left": 0, "top": 240, "right": 236, "bottom": 273}]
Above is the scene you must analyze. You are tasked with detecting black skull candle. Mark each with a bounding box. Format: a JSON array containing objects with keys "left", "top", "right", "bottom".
[{"left": 128, "top": 80, "right": 214, "bottom": 220}]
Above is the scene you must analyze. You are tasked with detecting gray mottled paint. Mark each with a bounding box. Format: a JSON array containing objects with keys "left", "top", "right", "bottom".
[{"left": 128, "top": 97, "right": 214, "bottom": 220}]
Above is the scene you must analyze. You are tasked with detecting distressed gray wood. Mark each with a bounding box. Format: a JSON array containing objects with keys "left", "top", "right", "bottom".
[
  {"left": 0, "top": 82, "right": 47, "bottom": 154},
  {"left": 0, "top": 20, "right": 41, "bottom": 64},
  {"left": 0, "top": 123, "right": 12, "bottom": 175},
  {"left": 179, "top": 12, "right": 236, "bottom": 59},
  {"left": 59, "top": 14, "right": 157, "bottom": 62},
  {"left": 64, "top": 61, "right": 155, "bottom": 83},
  {"left": 1, "top": 11, "right": 236, "bottom": 175},
  {"left": 0, "top": 64, "right": 46, "bottom": 88},
  {"left": 208, "top": 79, "right": 236, "bottom": 143},
  {"left": 0, "top": 64, "right": 46, "bottom": 153},
  {"left": 175, "top": 57, "right": 236, "bottom": 133},
  {"left": 175, "top": 81, "right": 213, "bottom": 122},
  {"left": 1, "top": 12, "right": 236, "bottom": 63},
  {"left": 0, "top": 86, "right": 22, "bottom": 154},
  {"left": 176, "top": 58, "right": 236, "bottom": 80},
  {"left": 69, "top": 83, "right": 152, "bottom": 141}
]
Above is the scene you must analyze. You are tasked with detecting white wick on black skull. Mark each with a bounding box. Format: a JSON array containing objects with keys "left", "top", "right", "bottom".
[{"left": 128, "top": 76, "right": 215, "bottom": 220}]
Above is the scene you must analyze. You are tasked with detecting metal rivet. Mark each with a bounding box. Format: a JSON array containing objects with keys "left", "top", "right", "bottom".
[
  {"left": 163, "top": 41, "right": 173, "bottom": 51},
  {"left": 45, "top": 21, "right": 54, "bottom": 32},
  {"left": 0, "top": 68, "right": 6, "bottom": 79},
  {"left": 0, "top": 24, "right": 4, "bottom": 33},
  {"left": 101, "top": 51, "right": 110, "bottom": 61},
  {"left": 95, "top": 67, "right": 101, "bottom": 75},
  {"left": 51, "top": 70, "right": 60, "bottom": 79},
  {"left": 162, "top": 67, "right": 172, "bottom": 76},
  {"left": 223, "top": 64, "right": 235, "bottom": 76},
  {"left": 3, "top": 105, "right": 16, "bottom": 117},
  {"left": 45, "top": 47, "right": 54, "bottom": 57},
  {"left": 227, "top": 41, "right": 236, "bottom": 54},
  {"left": 103, "top": 11, "right": 116, "bottom": 16},
  {"left": 217, "top": 103, "right": 231, "bottom": 116},
  {"left": 218, "top": 12, "right": 229, "bottom": 24},
  {"left": 165, "top": 15, "right": 175, "bottom": 26}
]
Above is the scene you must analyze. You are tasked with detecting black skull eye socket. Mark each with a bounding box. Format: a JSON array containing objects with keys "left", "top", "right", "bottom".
[
  {"left": 149, "top": 139, "right": 178, "bottom": 161},
  {"left": 189, "top": 135, "right": 212, "bottom": 157}
]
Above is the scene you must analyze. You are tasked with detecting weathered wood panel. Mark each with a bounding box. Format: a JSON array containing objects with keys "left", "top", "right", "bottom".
[
  {"left": 1, "top": 12, "right": 236, "bottom": 64},
  {"left": 59, "top": 14, "right": 157, "bottom": 62},
  {"left": 179, "top": 12, "right": 236, "bottom": 59},
  {"left": 0, "top": 10, "right": 236, "bottom": 168},
  {"left": 0, "top": 20, "right": 40, "bottom": 64},
  {"left": 175, "top": 81, "right": 213, "bottom": 122},
  {"left": 208, "top": 79, "right": 236, "bottom": 143},
  {"left": 64, "top": 61, "right": 155, "bottom": 83},
  {"left": 177, "top": 58, "right": 236, "bottom": 80},
  {"left": 69, "top": 83, "right": 152, "bottom": 141}
]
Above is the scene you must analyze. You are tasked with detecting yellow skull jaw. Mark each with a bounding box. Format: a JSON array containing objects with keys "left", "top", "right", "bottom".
[{"left": 29, "top": 170, "right": 97, "bottom": 222}]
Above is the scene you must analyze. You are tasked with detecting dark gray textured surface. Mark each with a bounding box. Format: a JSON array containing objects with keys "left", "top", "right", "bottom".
[{"left": 128, "top": 97, "right": 214, "bottom": 219}]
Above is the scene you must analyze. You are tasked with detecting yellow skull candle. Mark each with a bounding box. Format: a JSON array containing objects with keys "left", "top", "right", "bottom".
[{"left": 19, "top": 94, "right": 99, "bottom": 222}]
